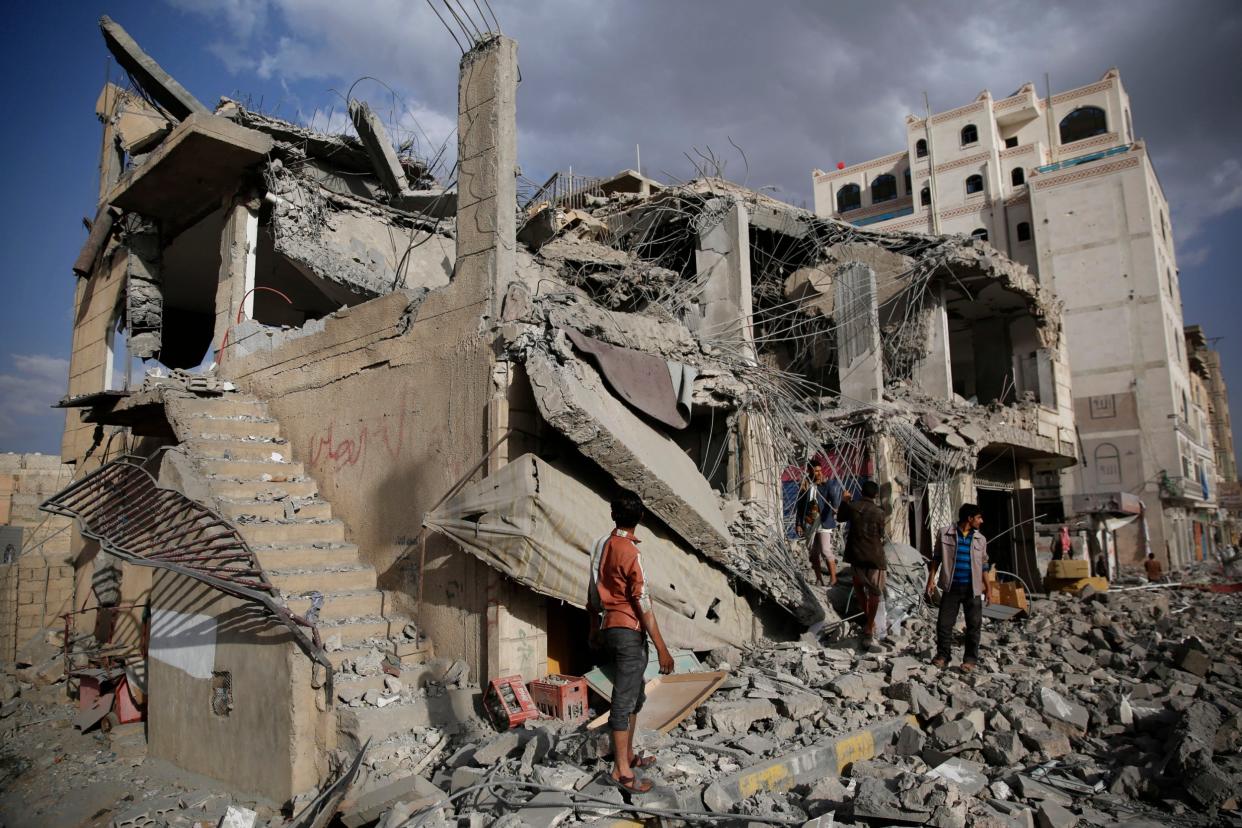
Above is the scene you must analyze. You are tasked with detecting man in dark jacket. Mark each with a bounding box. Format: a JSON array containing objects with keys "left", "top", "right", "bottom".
[{"left": 837, "top": 480, "right": 886, "bottom": 650}]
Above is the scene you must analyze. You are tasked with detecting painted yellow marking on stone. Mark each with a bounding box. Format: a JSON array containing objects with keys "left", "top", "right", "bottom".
[
  {"left": 737, "top": 763, "right": 794, "bottom": 798},
  {"left": 835, "top": 731, "right": 876, "bottom": 773}
]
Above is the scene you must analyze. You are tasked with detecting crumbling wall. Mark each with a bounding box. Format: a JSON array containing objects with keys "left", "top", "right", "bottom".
[
  {"left": 0, "top": 454, "right": 75, "bottom": 662},
  {"left": 63, "top": 248, "right": 127, "bottom": 463},
  {"left": 224, "top": 285, "right": 495, "bottom": 681},
  {"left": 146, "top": 570, "right": 332, "bottom": 802}
]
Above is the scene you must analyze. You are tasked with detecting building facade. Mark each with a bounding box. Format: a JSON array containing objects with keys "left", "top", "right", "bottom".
[{"left": 812, "top": 69, "right": 1219, "bottom": 568}]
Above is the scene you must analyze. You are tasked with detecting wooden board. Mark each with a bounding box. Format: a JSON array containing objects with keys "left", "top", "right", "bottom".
[{"left": 586, "top": 671, "right": 726, "bottom": 734}]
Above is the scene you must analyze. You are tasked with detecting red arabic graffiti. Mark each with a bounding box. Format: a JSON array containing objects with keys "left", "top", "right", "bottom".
[{"left": 308, "top": 408, "right": 410, "bottom": 472}]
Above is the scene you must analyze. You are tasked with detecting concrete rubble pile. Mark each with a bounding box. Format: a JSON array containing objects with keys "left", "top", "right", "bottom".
[{"left": 241, "top": 584, "right": 1235, "bottom": 828}]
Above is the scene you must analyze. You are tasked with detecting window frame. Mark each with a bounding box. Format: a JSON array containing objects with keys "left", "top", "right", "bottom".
[
  {"left": 1058, "top": 106, "right": 1108, "bottom": 145},
  {"left": 965, "top": 174, "right": 984, "bottom": 196},
  {"left": 836, "top": 183, "right": 861, "bottom": 213},
  {"left": 961, "top": 124, "right": 979, "bottom": 146},
  {"left": 870, "top": 173, "right": 898, "bottom": 204},
  {"left": 1011, "top": 167, "right": 1025, "bottom": 187},
  {"left": 915, "top": 139, "right": 928, "bottom": 159}
]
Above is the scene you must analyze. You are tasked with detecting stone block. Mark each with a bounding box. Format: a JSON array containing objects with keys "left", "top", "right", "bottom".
[
  {"left": 698, "top": 697, "right": 776, "bottom": 737},
  {"left": 1040, "top": 687, "right": 1088, "bottom": 733},
  {"left": 1035, "top": 801, "right": 1077, "bottom": 828},
  {"left": 341, "top": 775, "right": 445, "bottom": 828}
]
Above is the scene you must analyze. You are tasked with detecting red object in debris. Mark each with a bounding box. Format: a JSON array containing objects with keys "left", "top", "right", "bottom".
[
  {"left": 484, "top": 675, "right": 540, "bottom": 729},
  {"left": 529, "top": 674, "right": 589, "bottom": 723},
  {"left": 837, "top": 162, "right": 846, "bottom": 170},
  {"left": 114, "top": 675, "right": 143, "bottom": 724}
]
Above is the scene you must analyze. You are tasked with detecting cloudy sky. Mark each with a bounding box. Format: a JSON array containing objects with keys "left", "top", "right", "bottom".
[{"left": 2, "top": 0, "right": 1241, "bottom": 464}]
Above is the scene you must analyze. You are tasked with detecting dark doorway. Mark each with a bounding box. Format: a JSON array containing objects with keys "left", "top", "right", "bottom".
[{"left": 977, "top": 488, "right": 1015, "bottom": 576}]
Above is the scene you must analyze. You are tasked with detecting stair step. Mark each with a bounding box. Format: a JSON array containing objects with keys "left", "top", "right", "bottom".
[
  {"left": 188, "top": 418, "right": 282, "bottom": 439},
  {"left": 268, "top": 565, "right": 376, "bottom": 594},
  {"left": 238, "top": 519, "right": 345, "bottom": 546},
  {"left": 219, "top": 498, "right": 333, "bottom": 521},
  {"left": 286, "top": 590, "right": 384, "bottom": 622},
  {"left": 201, "top": 457, "right": 306, "bottom": 480},
  {"left": 188, "top": 437, "right": 290, "bottom": 462},
  {"left": 208, "top": 478, "right": 319, "bottom": 500},
  {"left": 318, "top": 617, "right": 398, "bottom": 652},
  {"left": 179, "top": 398, "right": 268, "bottom": 418},
  {"left": 337, "top": 689, "right": 479, "bottom": 748},
  {"left": 252, "top": 543, "right": 360, "bottom": 570}
]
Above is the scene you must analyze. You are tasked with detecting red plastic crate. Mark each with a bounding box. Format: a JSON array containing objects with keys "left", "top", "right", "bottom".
[
  {"left": 529, "top": 674, "right": 588, "bottom": 723},
  {"left": 484, "top": 675, "right": 540, "bottom": 729}
]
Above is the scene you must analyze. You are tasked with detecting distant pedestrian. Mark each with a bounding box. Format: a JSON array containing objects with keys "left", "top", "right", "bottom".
[
  {"left": 1143, "top": 551, "right": 1164, "bottom": 583},
  {"left": 1052, "top": 524, "right": 1071, "bottom": 560},
  {"left": 587, "top": 491, "right": 675, "bottom": 795},
  {"left": 928, "top": 504, "right": 989, "bottom": 671},
  {"left": 837, "top": 480, "right": 886, "bottom": 650}
]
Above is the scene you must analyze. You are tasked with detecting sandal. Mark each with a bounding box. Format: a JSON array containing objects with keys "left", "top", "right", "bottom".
[
  {"left": 606, "top": 773, "right": 654, "bottom": 794},
  {"left": 630, "top": 754, "right": 656, "bottom": 769},
  {"left": 930, "top": 656, "right": 948, "bottom": 668},
  {"left": 960, "top": 660, "right": 977, "bottom": 673}
]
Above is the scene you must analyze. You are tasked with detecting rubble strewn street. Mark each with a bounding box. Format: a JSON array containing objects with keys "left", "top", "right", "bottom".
[{"left": 4, "top": 569, "right": 1238, "bottom": 826}]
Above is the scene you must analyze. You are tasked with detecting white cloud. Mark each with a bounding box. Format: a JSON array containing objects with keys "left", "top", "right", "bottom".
[{"left": 0, "top": 353, "right": 69, "bottom": 452}]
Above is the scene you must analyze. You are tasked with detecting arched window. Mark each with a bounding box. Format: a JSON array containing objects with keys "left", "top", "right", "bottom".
[
  {"left": 965, "top": 174, "right": 984, "bottom": 195},
  {"left": 961, "top": 124, "right": 978, "bottom": 145},
  {"left": 836, "top": 183, "right": 861, "bottom": 212},
  {"left": 1059, "top": 106, "right": 1107, "bottom": 144},
  {"left": 920, "top": 184, "right": 931, "bottom": 206},
  {"left": 871, "top": 174, "right": 897, "bottom": 204},
  {"left": 1011, "top": 167, "right": 1025, "bottom": 187},
  {"left": 903, "top": 168, "right": 912, "bottom": 195},
  {"left": 1094, "top": 443, "right": 1122, "bottom": 485},
  {"left": 1161, "top": 212, "right": 1168, "bottom": 242},
  {"left": 970, "top": 227, "right": 989, "bottom": 241},
  {"left": 915, "top": 138, "right": 928, "bottom": 158},
  {"left": 1016, "top": 222, "right": 1032, "bottom": 242}
]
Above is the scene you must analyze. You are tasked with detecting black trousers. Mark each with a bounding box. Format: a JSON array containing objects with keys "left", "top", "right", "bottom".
[{"left": 936, "top": 582, "right": 982, "bottom": 662}]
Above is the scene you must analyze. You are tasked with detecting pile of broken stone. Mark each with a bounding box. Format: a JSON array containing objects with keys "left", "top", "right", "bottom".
[{"left": 362, "top": 583, "right": 1239, "bottom": 828}]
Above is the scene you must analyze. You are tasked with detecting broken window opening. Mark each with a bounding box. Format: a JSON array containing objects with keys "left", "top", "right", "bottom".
[
  {"left": 915, "top": 139, "right": 928, "bottom": 159},
  {"left": 1059, "top": 106, "right": 1108, "bottom": 145},
  {"left": 920, "top": 184, "right": 931, "bottom": 207},
  {"left": 211, "top": 671, "right": 233, "bottom": 716},
  {"left": 1004, "top": 136, "right": 1019, "bottom": 149},
  {"left": 902, "top": 168, "right": 912, "bottom": 196},
  {"left": 157, "top": 208, "right": 224, "bottom": 370},
  {"left": 961, "top": 124, "right": 979, "bottom": 146},
  {"left": 1016, "top": 222, "right": 1032, "bottom": 243},
  {"left": 871, "top": 174, "right": 898, "bottom": 204},
  {"left": 966, "top": 175, "right": 985, "bottom": 196},
  {"left": 970, "top": 227, "right": 989, "bottom": 241},
  {"left": 1011, "top": 167, "right": 1025, "bottom": 187}
]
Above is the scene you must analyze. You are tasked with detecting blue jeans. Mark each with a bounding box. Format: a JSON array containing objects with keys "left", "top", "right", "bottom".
[{"left": 603, "top": 627, "right": 648, "bottom": 731}]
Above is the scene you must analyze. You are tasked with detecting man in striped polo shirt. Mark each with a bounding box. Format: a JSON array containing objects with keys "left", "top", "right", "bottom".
[{"left": 926, "top": 503, "right": 989, "bottom": 670}]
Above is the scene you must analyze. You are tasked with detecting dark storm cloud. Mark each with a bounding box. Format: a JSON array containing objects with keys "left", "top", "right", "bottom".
[{"left": 174, "top": 0, "right": 1242, "bottom": 257}]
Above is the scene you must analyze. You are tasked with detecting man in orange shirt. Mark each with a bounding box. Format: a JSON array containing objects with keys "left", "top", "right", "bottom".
[{"left": 587, "top": 491, "right": 675, "bottom": 794}]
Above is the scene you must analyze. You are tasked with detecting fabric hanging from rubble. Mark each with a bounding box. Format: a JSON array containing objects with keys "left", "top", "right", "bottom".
[
  {"left": 423, "top": 453, "right": 757, "bottom": 650},
  {"left": 564, "top": 327, "right": 694, "bottom": 429}
]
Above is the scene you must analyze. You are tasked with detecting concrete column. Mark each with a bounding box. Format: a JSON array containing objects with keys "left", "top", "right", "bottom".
[
  {"left": 213, "top": 196, "right": 260, "bottom": 362},
  {"left": 455, "top": 35, "right": 518, "bottom": 320},
  {"left": 835, "top": 262, "right": 883, "bottom": 403},
  {"left": 913, "top": 285, "right": 953, "bottom": 399},
  {"left": 455, "top": 35, "right": 524, "bottom": 685},
  {"left": 125, "top": 216, "right": 162, "bottom": 361},
  {"left": 693, "top": 200, "right": 754, "bottom": 351}
]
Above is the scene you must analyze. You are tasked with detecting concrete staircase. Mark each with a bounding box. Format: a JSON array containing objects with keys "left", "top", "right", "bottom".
[{"left": 166, "top": 392, "right": 438, "bottom": 738}]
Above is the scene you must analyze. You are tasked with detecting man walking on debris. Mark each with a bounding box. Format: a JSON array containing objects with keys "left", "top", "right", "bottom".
[
  {"left": 837, "top": 480, "right": 887, "bottom": 650},
  {"left": 1143, "top": 551, "right": 1165, "bottom": 583},
  {"left": 796, "top": 460, "right": 839, "bottom": 587},
  {"left": 587, "top": 491, "right": 675, "bottom": 794},
  {"left": 928, "top": 504, "right": 989, "bottom": 670}
]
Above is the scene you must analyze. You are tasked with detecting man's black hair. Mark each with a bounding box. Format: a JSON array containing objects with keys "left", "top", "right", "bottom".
[
  {"left": 611, "top": 491, "right": 645, "bottom": 528},
  {"left": 958, "top": 503, "right": 982, "bottom": 523},
  {"left": 861, "top": 480, "right": 880, "bottom": 498}
]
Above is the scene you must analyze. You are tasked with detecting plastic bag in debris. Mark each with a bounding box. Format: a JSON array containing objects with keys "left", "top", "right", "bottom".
[{"left": 873, "top": 598, "right": 888, "bottom": 639}]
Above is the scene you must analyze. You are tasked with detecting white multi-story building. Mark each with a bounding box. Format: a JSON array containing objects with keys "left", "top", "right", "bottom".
[{"left": 812, "top": 69, "right": 1217, "bottom": 567}]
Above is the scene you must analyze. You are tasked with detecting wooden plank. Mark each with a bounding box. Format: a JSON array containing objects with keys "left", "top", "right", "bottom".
[{"left": 586, "top": 670, "right": 726, "bottom": 734}]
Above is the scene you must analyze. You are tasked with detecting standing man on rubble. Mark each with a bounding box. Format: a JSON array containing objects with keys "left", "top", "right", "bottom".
[
  {"left": 796, "top": 460, "right": 839, "bottom": 587},
  {"left": 1143, "top": 551, "right": 1165, "bottom": 583},
  {"left": 927, "top": 504, "right": 989, "bottom": 671},
  {"left": 587, "top": 491, "right": 675, "bottom": 795},
  {"left": 837, "top": 480, "right": 887, "bottom": 650}
]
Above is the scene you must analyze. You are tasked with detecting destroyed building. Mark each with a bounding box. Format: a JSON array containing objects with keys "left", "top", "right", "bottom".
[{"left": 46, "top": 17, "right": 1077, "bottom": 803}]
